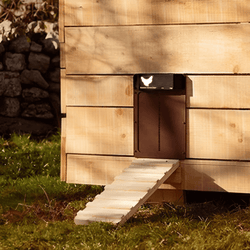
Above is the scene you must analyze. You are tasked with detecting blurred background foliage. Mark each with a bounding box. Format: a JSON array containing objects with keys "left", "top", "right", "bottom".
[
  {"left": 0, "top": 0, "right": 58, "bottom": 37},
  {"left": 0, "top": 0, "right": 58, "bottom": 22}
]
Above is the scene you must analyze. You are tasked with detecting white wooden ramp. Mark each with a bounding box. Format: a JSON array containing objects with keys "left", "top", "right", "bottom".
[{"left": 74, "top": 159, "right": 179, "bottom": 226}]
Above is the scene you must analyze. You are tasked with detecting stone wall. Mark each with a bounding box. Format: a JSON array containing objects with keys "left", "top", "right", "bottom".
[{"left": 0, "top": 22, "right": 60, "bottom": 138}]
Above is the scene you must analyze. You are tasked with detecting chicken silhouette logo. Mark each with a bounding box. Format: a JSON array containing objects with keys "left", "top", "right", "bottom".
[{"left": 141, "top": 76, "right": 153, "bottom": 87}]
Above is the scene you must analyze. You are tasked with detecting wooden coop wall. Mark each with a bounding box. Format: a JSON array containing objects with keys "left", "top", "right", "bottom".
[{"left": 60, "top": 0, "right": 250, "bottom": 194}]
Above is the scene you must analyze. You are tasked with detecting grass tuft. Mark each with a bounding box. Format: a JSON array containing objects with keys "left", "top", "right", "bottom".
[
  {"left": 0, "top": 133, "right": 61, "bottom": 179},
  {"left": 1, "top": 133, "right": 250, "bottom": 249}
]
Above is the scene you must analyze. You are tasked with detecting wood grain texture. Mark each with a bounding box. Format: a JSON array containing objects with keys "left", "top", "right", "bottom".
[
  {"left": 147, "top": 189, "right": 184, "bottom": 205},
  {"left": 181, "top": 160, "right": 250, "bottom": 193},
  {"left": 187, "top": 76, "right": 250, "bottom": 108},
  {"left": 60, "top": 43, "right": 66, "bottom": 69},
  {"left": 66, "top": 107, "right": 134, "bottom": 155},
  {"left": 75, "top": 159, "right": 179, "bottom": 225},
  {"left": 95, "top": 190, "right": 148, "bottom": 201},
  {"left": 64, "top": 0, "right": 250, "bottom": 26},
  {"left": 159, "top": 168, "right": 182, "bottom": 190},
  {"left": 187, "top": 110, "right": 250, "bottom": 160},
  {"left": 66, "top": 155, "right": 250, "bottom": 194},
  {"left": 86, "top": 198, "right": 138, "bottom": 210},
  {"left": 60, "top": 118, "right": 67, "bottom": 181},
  {"left": 60, "top": 69, "right": 66, "bottom": 113},
  {"left": 65, "top": 24, "right": 250, "bottom": 74},
  {"left": 67, "top": 155, "right": 134, "bottom": 185},
  {"left": 64, "top": 76, "right": 133, "bottom": 107},
  {"left": 66, "top": 155, "right": 182, "bottom": 187}
]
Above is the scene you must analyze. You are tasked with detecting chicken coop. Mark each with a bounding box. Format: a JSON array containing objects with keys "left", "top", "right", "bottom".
[{"left": 59, "top": 0, "right": 250, "bottom": 225}]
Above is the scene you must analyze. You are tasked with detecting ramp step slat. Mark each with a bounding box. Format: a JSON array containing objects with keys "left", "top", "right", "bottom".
[
  {"left": 75, "top": 159, "right": 179, "bottom": 226},
  {"left": 95, "top": 191, "right": 148, "bottom": 201},
  {"left": 130, "top": 164, "right": 172, "bottom": 168},
  {"left": 104, "top": 181, "right": 156, "bottom": 191},
  {"left": 123, "top": 167, "right": 172, "bottom": 174},
  {"left": 86, "top": 199, "right": 139, "bottom": 210},
  {"left": 78, "top": 208, "right": 130, "bottom": 216},
  {"left": 75, "top": 215, "right": 121, "bottom": 225},
  {"left": 115, "top": 173, "right": 165, "bottom": 182}
]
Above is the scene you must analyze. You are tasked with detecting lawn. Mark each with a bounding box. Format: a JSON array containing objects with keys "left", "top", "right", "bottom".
[{"left": 0, "top": 133, "right": 250, "bottom": 249}]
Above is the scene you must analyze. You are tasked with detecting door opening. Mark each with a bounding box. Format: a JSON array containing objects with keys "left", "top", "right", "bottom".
[{"left": 134, "top": 74, "right": 186, "bottom": 159}]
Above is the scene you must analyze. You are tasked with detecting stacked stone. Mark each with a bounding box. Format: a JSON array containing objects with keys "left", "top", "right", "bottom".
[{"left": 0, "top": 33, "right": 60, "bottom": 136}]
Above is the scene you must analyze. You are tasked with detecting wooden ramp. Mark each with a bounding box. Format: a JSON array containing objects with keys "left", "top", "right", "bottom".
[{"left": 74, "top": 159, "right": 179, "bottom": 226}]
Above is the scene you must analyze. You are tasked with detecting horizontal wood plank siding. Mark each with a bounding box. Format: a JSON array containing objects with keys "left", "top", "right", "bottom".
[
  {"left": 66, "top": 107, "right": 134, "bottom": 155},
  {"left": 181, "top": 160, "right": 250, "bottom": 193},
  {"left": 64, "top": 0, "right": 250, "bottom": 26},
  {"left": 65, "top": 24, "right": 250, "bottom": 74},
  {"left": 61, "top": 0, "right": 250, "bottom": 195},
  {"left": 64, "top": 76, "right": 133, "bottom": 107},
  {"left": 66, "top": 156, "right": 250, "bottom": 194},
  {"left": 187, "top": 109, "right": 250, "bottom": 160},
  {"left": 67, "top": 155, "right": 135, "bottom": 185},
  {"left": 186, "top": 76, "right": 250, "bottom": 108}
]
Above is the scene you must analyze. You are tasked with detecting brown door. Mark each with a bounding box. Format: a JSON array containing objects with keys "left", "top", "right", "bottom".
[{"left": 135, "top": 90, "right": 185, "bottom": 159}]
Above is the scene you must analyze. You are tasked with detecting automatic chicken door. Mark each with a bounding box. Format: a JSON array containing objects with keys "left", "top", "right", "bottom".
[{"left": 134, "top": 74, "right": 186, "bottom": 159}]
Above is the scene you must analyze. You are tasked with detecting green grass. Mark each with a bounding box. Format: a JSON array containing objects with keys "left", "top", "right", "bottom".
[
  {"left": 1, "top": 201, "right": 250, "bottom": 249},
  {"left": 0, "top": 175, "right": 103, "bottom": 210},
  {"left": 0, "top": 133, "right": 250, "bottom": 249},
  {"left": 0, "top": 133, "right": 61, "bottom": 179}
]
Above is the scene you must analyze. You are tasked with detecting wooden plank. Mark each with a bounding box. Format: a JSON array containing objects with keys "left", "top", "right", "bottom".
[
  {"left": 64, "top": 0, "right": 250, "bottom": 26},
  {"left": 75, "top": 159, "right": 180, "bottom": 225},
  {"left": 95, "top": 191, "right": 148, "bottom": 201},
  {"left": 115, "top": 163, "right": 180, "bottom": 225},
  {"left": 159, "top": 167, "right": 182, "bottom": 189},
  {"left": 60, "top": 69, "right": 66, "bottom": 113},
  {"left": 60, "top": 43, "right": 66, "bottom": 69},
  {"left": 158, "top": 184, "right": 180, "bottom": 190},
  {"left": 64, "top": 76, "right": 133, "bottom": 107},
  {"left": 123, "top": 167, "right": 174, "bottom": 174},
  {"left": 65, "top": 24, "right": 250, "bottom": 74},
  {"left": 77, "top": 208, "right": 129, "bottom": 218},
  {"left": 67, "top": 155, "right": 134, "bottom": 185},
  {"left": 66, "top": 107, "right": 134, "bottom": 155},
  {"left": 86, "top": 199, "right": 138, "bottom": 210},
  {"left": 146, "top": 189, "right": 184, "bottom": 205},
  {"left": 59, "top": 0, "right": 65, "bottom": 42},
  {"left": 130, "top": 159, "right": 179, "bottom": 167},
  {"left": 181, "top": 160, "right": 250, "bottom": 194},
  {"left": 105, "top": 159, "right": 179, "bottom": 191},
  {"left": 187, "top": 109, "right": 250, "bottom": 160},
  {"left": 187, "top": 76, "right": 250, "bottom": 108},
  {"left": 74, "top": 215, "right": 120, "bottom": 225},
  {"left": 165, "top": 168, "right": 182, "bottom": 184},
  {"left": 115, "top": 173, "right": 166, "bottom": 182},
  {"left": 104, "top": 180, "right": 156, "bottom": 192},
  {"left": 60, "top": 118, "right": 67, "bottom": 181}
]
